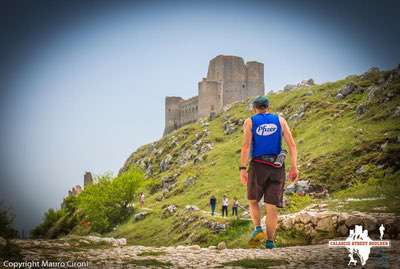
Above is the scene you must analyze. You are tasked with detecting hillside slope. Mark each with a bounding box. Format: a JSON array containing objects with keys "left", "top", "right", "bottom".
[{"left": 112, "top": 66, "right": 400, "bottom": 248}]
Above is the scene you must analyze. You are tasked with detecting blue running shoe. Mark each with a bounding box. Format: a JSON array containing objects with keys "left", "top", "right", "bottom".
[{"left": 265, "top": 240, "right": 275, "bottom": 249}]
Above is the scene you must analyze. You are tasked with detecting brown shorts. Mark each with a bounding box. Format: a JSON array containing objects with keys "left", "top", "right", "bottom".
[{"left": 247, "top": 160, "right": 286, "bottom": 208}]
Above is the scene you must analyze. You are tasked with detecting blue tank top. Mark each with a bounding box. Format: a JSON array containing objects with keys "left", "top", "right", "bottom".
[{"left": 251, "top": 113, "right": 282, "bottom": 158}]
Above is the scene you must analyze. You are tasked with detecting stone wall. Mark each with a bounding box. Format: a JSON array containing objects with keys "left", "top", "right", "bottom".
[
  {"left": 198, "top": 79, "right": 222, "bottom": 118},
  {"left": 179, "top": 96, "right": 198, "bottom": 126},
  {"left": 164, "top": 96, "right": 184, "bottom": 135},
  {"left": 246, "top": 61, "right": 265, "bottom": 97},
  {"left": 212, "top": 55, "right": 247, "bottom": 106}
]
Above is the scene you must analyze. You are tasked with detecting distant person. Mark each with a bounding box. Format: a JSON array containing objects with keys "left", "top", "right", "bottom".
[
  {"left": 232, "top": 197, "right": 239, "bottom": 217},
  {"left": 209, "top": 195, "right": 217, "bottom": 216},
  {"left": 240, "top": 95, "right": 298, "bottom": 249},
  {"left": 222, "top": 195, "right": 228, "bottom": 217},
  {"left": 139, "top": 192, "right": 145, "bottom": 208},
  {"left": 379, "top": 224, "right": 385, "bottom": 240}
]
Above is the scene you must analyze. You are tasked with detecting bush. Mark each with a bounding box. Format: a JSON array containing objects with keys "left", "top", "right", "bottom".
[
  {"left": 76, "top": 168, "right": 144, "bottom": 233},
  {"left": 31, "top": 208, "right": 66, "bottom": 238},
  {"left": 0, "top": 204, "right": 18, "bottom": 239},
  {"left": 0, "top": 205, "right": 22, "bottom": 261},
  {"left": 0, "top": 241, "right": 23, "bottom": 262},
  {"left": 32, "top": 195, "right": 81, "bottom": 239}
]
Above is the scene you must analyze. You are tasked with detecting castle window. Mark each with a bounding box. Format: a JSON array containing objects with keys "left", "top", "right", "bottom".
[
  {"left": 242, "top": 84, "right": 245, "bottom": 88},
  {"left": 211, "top": 105, "right": 214, "bottom": 111}
]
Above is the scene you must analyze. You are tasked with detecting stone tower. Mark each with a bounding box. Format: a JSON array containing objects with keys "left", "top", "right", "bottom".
[
  {"left": 84, "top": 171, "right": 93, "bottom": 186},
  {"left": 246, "top": 61, "right": 265, "bottom": 97},
  {"left": 164, "top": 55, "right": 264, "bottom": 135}
]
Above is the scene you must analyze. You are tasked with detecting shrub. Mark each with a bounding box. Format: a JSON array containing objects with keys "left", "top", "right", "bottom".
[
  {"left": 32, "top": 195, "right": 81, "bottom": 239},
  {"left": 0, "top": 204, "right": 18, "bottom": 239},
  {"left": 31, "top": 208, "right": 66, "bottom": 238},
  {"left": 0, "top": 205, "right": 22, "bottom": 261},
  {"left": 76, "top": 168, "right": 144, "bottom": 233}
]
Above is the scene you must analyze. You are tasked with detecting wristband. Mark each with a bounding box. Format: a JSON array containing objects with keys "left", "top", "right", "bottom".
[{"left": 239, "top": 166, "right": 247, "bottom": 171}]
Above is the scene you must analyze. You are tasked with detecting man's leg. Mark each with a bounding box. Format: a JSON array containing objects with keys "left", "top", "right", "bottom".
[
  {"left": 265, "top": 203, "right": 278, "bottom": 240},
  {"left": 248, "top": 200, "right": 264, "bottom": 242},
  {"left": 249, "top": 200, "right": 260, "bottom": 226}
]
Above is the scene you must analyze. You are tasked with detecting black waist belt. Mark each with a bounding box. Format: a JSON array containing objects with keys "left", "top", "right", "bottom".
[{"left": 253, "top": 155, "right": 280, "bottom": 168}]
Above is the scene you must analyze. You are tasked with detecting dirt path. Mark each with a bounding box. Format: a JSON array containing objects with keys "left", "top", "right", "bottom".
[{"left": 9, "top": 239, "right": 399, "bottom": 268}]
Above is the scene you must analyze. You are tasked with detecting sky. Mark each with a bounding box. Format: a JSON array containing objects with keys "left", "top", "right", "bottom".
[{"left": 0, "top": 0, "right": 399, "bottom": 233}]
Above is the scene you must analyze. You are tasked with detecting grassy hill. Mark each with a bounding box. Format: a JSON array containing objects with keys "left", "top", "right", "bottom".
[{"left": 109, "top": 66, "right": 400, "bottom": 248}]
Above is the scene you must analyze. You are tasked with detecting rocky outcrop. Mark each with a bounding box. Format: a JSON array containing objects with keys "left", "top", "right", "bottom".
[
  {"left": 134, "top": 212, "right": 149, "bottom": 221},
  {"left": 360, "top": 67, "right": 380, "bottom": 79},
  {"left": 202, "top": 220, "right": 227, "bottom": 234},
  {"left": 223, "top": 116, "right": 244, "bottom": 135},
  {"left": 185, "top": 205, "right": 200, "bottom": 212},
  {"left": 263, "top": 209, "right": 400, "bottom": 240},
  {"left": 288, "top": 103, "right": 309, "bottom": 122},
  {"left": 285, "top": 180, "right": 329, "bottom": 198},
  {"left": 335, "top": 82, "right": 365, "bottom": 99},
  {"left": 184, "top": 176, "right": 196, "bottom": 188},
  {"left": 356, "top": 103, "right": 367, "bottom": 116},
  {"left": 284, "top": 79, "right": 315, "bottom": 91},
  {"left": 160, "top": 154, "right": 173, "bottom": 172},
  {"left": 162, "top": 205, "right": 177, "bottom": 218},
  {"left": 161, "top": 175, "right": 177, "bottom": 192}
]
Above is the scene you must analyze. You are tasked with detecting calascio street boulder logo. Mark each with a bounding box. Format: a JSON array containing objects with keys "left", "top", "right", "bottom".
[
  {"left": 256, "top": 123, "right": 278, "bottom": 136},
  {"left": 329, "top": 224, "right": 390, "bottom": 267}
]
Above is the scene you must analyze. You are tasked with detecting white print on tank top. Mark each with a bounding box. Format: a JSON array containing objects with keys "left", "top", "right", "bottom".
[{"left": 256, "top": 123, "right": 278, "bottom": 136}]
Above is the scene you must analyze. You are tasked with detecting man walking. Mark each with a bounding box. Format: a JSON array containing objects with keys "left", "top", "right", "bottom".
[
  {"left": 239, "top": 95, "right": 298, "bottom": 249},
  {"left": 222, "top": 195, "right": 229, "bottom": 217}
]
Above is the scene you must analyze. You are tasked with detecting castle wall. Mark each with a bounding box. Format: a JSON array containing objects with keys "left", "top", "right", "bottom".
[
  {"left": 207, "top": 55, "right": 247, "bottom": 106},
  {"left": 198, "top": 79, "right": 222, "bottom": 118},
  {"left": 246, "top": 61, "right": 265, "bottom": 98},
  {"left": 179, "top": 96, "right": 198, "bottom": 125},
  {"left": 206, "top": 56, "right": 224, "bottom": 81},
  {"left": 164, "top": 96, "right": 183, "bottom": 135}
]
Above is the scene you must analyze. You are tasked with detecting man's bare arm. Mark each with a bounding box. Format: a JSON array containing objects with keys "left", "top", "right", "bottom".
[
  {"left": 279, "top": 116, "right": 298, "bottom": 179},
  {"left": 240, "top": 118, "right": 252, "bottom": 167}
]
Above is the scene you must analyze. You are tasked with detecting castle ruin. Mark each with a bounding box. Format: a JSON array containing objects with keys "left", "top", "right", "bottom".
[
  {"left": 84, "top": 171, "right": 93, "bottom": 186},
  {"left": 164, "top": 55, "right": 265, "bottom": 135}
]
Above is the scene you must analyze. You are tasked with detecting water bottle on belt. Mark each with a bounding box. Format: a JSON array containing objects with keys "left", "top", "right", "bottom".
[{"left": 274, "top": 150, "right": 287, "bottom": 168}]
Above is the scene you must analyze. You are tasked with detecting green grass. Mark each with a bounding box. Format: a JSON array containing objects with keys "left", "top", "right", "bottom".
[
  {"left": 107, "top": 68, "right": 400, "bottom": 248},
  {"left": 329, "top": 170, "right": 400, "bottom": 214},
  {"left": 283, "top": 194, "right": 314, "bottom": 214},
  {"left": 219, "top": 258, "right": 288, "bottom": 268}
]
